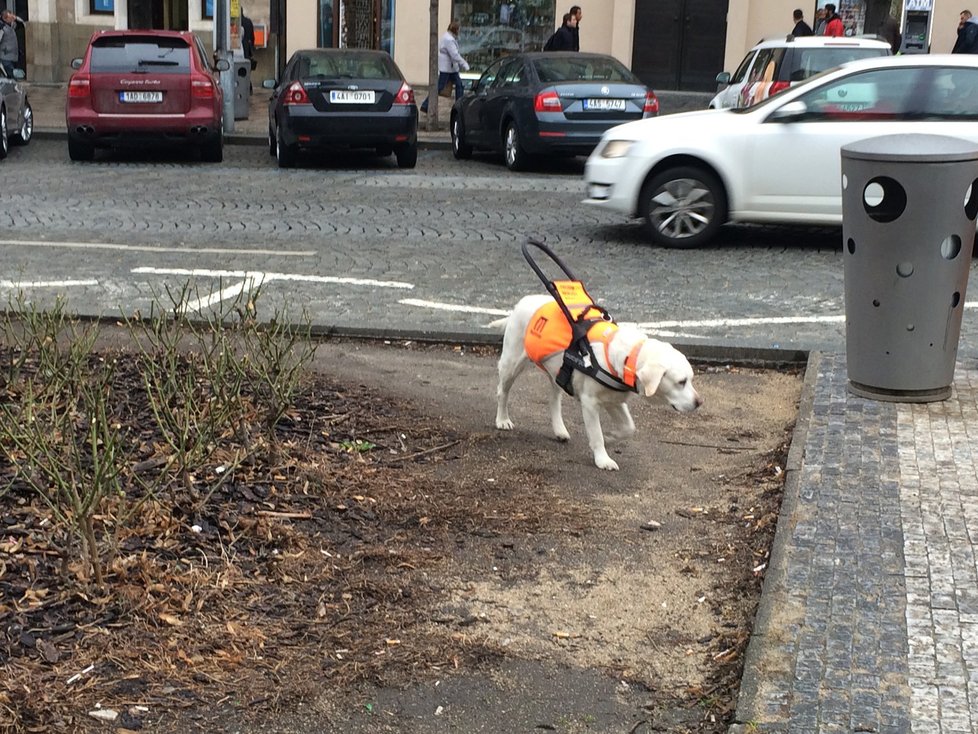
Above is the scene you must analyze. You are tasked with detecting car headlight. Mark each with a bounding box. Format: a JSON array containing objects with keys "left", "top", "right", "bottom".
[{"left": 600, "top": 140, "right": 634, "bottom": 159}]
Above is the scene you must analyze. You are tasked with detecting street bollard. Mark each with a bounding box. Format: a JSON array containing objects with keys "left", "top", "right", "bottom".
[{"left": 842, "top": 134, "right": 978, "bottom": 402}]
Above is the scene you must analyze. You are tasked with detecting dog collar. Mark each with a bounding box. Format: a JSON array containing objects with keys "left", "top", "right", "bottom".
[{"left": 621, "top": 340, "right": 645, "bottom": 389}]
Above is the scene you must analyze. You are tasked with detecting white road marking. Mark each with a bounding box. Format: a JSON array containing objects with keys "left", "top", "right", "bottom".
[
  {"left": 634, "top": 314, "right": 847, "bottom": 329},
  {"left": 182, "top": 275, "right": 264, "bottom": 313},
  {"left": 398, "top": 298, "right": 509, "bottom": 316},
  {"left": 0, "top": 239, "right": 315, "bottom": 257},
  {"left": 133, "top": 267, "right": 414, "bottom": 290},
  {"left": 0, "top": 279, "right": 98, "bottom": 288}
]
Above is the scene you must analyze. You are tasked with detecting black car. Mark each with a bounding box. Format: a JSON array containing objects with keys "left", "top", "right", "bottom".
[
  {"left": 0, "top": 66, "right": 32, "bottom": 159},
  {"left": 264, "top": 49, "right": 419, "bottom": 169},
  {"left": 450, "top": 52, "right": 656, "bottom": 171}
]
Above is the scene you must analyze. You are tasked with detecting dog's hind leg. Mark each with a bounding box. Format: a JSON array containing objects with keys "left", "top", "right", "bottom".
[
  {"left": 495, "top": 351, "right": 529, "bottom": 431},
  {"left": 549, "top": 382, "right": 570, "bottom": 442},
  {"left": 603, "top": 403, "right": 635, "bottom": 445},
  {"left": 581, "top": 393, "right": 617, "bottom": 470}
]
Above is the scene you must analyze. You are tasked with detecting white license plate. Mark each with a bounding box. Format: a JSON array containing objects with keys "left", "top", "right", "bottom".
[
  {"left": 119, "top": 91, "right": 163, "bottom": 103},
  {"left": 329, "top": 90, "right": 376, "bottom": 104},
  {"left": 584, "top": 98, "right": 626, "bottom": 111}
]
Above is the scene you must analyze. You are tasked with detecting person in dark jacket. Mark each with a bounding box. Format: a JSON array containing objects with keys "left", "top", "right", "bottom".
[
  {"left": 545, "top": 13, "right": 577, "bottom": 52},
  {"left": 878, "top": 13, "right": 902, "bottom": 53},
  {"left": 569, "top": 5, "right": 582, "bottom": 51},
  {"left": 791, "top": 9, "right": 813, "bottom": 36},
  {"left": 953, "top": 10, "right": 974, "bottom": 52},
  {"left": 0, "top": 10, "right": 18, "bottom": 77},
  {"left": 956, "top": 13, "right": 978, "bottom": 52}
]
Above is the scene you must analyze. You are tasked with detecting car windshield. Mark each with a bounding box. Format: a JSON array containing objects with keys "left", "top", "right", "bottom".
[
  {"left": 296, "top": 52, "right": 398, "bottom": 80},
  {"left": 533, "top": 56, "right": 638, "bottom": 84},
  {"left": 729, "top": 65, "right": 841, "bottom": 113},
  {"left": 787, "top": 47, "right": 889, "bottom": 82},
  {"left": 90, "top": 37, "right": 191, "bottom": 74}
]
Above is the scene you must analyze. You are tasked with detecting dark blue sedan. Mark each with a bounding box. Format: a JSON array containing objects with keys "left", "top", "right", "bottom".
[
  {"left": 264, "top": 49, "right": 418, "bottom": 169},
  {"left": 450, "top": 52, "right": 656, "bottom": 171}
]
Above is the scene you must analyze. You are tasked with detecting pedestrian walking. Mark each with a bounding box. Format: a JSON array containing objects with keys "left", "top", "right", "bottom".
[
  {"left": 0, "top": 10, "right": 19, "bottom": 77},
  {"left": 791, "top": 8, "right": 813, "bottom": 36},
  {"left": 544, "top": 13, "right": 577, "bottom": 51},
  {"left": 814, "top": 6, "right": 828, "bottom": 34},
  {"left": 569, "top": 5, "right": 582, "bottom": 51},
  {"left": 953, "top": 10, "right": 974, "bottom": 52},
  {"left": 823, "top": 4, "right": 844, "bottom": 36},
  {"left": 420, "top": 20, "right": 469, "bottom": 114},
  {"left": 878, "top": 13, "right": 902, "bottom": 53}
]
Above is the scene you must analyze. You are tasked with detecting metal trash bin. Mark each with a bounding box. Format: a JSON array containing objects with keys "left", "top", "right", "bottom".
[
  {"left": 842, "top": 134, "right": 978, "bottom": 402},
  {"left": 233, "top": 60, "right": 251, "bottom": 120}
]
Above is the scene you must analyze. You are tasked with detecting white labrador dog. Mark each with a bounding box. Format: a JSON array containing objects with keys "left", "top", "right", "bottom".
[{"left": 490, "top": 294, "right": 702, "bottom": 470}]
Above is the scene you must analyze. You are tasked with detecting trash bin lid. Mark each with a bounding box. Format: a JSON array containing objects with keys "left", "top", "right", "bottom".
[{"left": 842, "top": 134, "right": 978, "bottom": 163}]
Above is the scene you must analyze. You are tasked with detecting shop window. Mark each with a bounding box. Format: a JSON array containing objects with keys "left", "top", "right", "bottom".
[
  {"left": 453, "top": 0, "right": 554, "bottom": 74},
  {"left": 91, "top": 0, "right": 114, "bottom": 13},
  {"left": 203, "top": 0, "right": 213, "bottom": 19}
]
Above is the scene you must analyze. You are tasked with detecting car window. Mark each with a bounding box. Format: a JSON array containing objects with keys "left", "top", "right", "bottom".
[
  {"left": 498, "top": 62, "right": 524, "bottom": 87},
  {"left": 193, "top": 36, "right": 210, "bottom": 71},
  {"left": 487, "top": 59, "right": 519, "bottom": 90},
  {"left": 793, "top": 67, "right": 922, "bottom": 120},
  {"left": 475, "top": 58, "right": 506, "bottom": 91},
  {"left": 785, "top": 47, "right": 890, "bottom": 83},
  {"left": 921, "top": 68, "right": 978, "bottom": 119},
  {"left": 90, "top": 36, "right": 192, "bottom": 74},
  {"left": 295, "top": 52, "right": 398, "bottom": 80},
  {"left": 730, "top": 52, "right": 756, "bottom": 84},
  {"left": 532, "top": 56, "right": 638, "bottom": 84}
]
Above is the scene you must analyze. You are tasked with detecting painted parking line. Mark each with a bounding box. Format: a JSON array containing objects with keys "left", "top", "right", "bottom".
[
  {"left": 132, "top": 267, "right": 415, "bottom": 289},
  {"left": 0, "top": 279, "right": 99, "bottom": 288},
  {"left": 0, "top": 239, "right": 316, "bottom": 257},
  {"left": 398, "top": 298, "right": 509, "bottom": 316},
  {"left": 183, "top": 275, "right": 265, "bottom": 313}
]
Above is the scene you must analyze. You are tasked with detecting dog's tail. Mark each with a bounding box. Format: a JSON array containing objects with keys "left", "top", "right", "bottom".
[{"left": 486, "top": 316, "right": 509, "bottom": 331}]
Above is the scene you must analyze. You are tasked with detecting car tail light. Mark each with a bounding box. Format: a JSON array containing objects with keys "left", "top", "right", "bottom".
[
  {"left": 393, "top": 82, "right": 415, "bottom": 105},
  {"left": 191, "top": 76, "right": 216, "bottom": 99},
  {"left": 643, "top": 91, "right": 659, "bottom": 116},
  {"left": 769, "top": 81, "right": 790, "bottom": 97},
  {"left": 283, "top": 81, "right": 311, "bottom": 106},
  {"left": 534, "top": 90, "right": 562, "bottom": 113},
  {"left": 68, "top": 75, "right": 91, "bottom": 98}
]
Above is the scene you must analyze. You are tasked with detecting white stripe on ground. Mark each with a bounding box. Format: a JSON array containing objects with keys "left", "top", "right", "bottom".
[
  {"left": 0, "top": 279, "right": 98, "bottom": 288},
  {"left": 0, "top": 239, "right": 315, "bottom": 257},
  {"left": 182, "top": 276, "right": 264, "bottom": 314},
  {"left": 133, "top": 267, "right": 414, "bottom": 290},
  {"left": 398, "top": 298, "right": 510, "bottom": 316}
]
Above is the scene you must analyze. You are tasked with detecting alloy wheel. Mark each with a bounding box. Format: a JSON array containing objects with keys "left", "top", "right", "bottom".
[
  {"left": 648, "top": 178, "right": 715, "bottom": 240},
  {"left": 18, "top": 103, "right": 32, "bottom": 143},
  {"left": 0, "top": 107, "right": 8, "bottom": 158}
]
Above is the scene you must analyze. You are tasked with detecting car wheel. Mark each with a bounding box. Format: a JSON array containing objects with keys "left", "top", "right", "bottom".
[
  {"left": 268, "top": 126, "right": 275, "bottom": 156},
  {"left": 639, "top": 166, "right": 727, "bottom": 249},
  {"left": 276, "top": 123, "right": 296, "bottom": 168},
  {"left": 503, "top": 121, "right": 527, "bottom": 172},
  {"left": 12, "top": 100, "right": 32, "bottom": 145},
  {"left": 67, "top": 136, "right": 95, "bottom": 162},
  {"left": 201, "top": 133, "right": 223, "bottom": 163},
  {"left": 395, "top": 141, "right": 417, "bottom": 169},
  {"left": 451, "top": 113, "right": 472, "bottom": 160},
  {"left": 0, "top": 106, "right": 8, "bottom": 160}
]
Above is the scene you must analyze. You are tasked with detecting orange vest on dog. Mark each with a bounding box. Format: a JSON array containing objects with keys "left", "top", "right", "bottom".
[{"left": 524, "top": 283, "right": 642, "bottom": 389}]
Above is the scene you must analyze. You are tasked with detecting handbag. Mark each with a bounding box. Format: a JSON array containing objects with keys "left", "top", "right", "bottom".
[{"left": 438, "top": 79, "right": 455, "bottom": 98}]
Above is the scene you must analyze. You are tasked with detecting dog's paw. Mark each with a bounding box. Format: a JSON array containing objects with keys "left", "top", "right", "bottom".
[
  {"left": 554, "top": 429, "right": 570, "bottom": 442},
  {"left": 496, "top": 418, "right": 515, "bottom": 431},
  {"left": 594, "top": 455, "right": 620, "bottom": 471}
]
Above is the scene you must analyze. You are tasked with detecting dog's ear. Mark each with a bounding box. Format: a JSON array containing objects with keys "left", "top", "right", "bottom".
[{"left": 638, "top": 363, "right": 666, "bottom": 397}]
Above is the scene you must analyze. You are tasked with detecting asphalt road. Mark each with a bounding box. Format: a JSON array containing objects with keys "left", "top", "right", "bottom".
[{"left": 3, "top": 139, "right": 975, "bottom": 356}]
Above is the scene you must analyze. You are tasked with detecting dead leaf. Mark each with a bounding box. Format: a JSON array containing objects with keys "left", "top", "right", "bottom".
[{"left": 159, "top": 613, "right": 183, "bottom": 627}]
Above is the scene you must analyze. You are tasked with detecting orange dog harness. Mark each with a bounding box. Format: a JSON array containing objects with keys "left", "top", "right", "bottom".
[{"left": 524, "top": 282, "right": 643, "bottom": 390}]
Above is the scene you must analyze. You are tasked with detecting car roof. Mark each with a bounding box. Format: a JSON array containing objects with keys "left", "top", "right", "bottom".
[
  {"left": 90, "top": 29, "right": 196, "bottom": 40},
  {"left": 834, "top": 52, "right": 978, "bottom": 70},
  {"left": 292, "top": 48, "right": 391, "bottom": 57},
  {"left": 750, "top": 35, "right": 891, "bottom": 50}
]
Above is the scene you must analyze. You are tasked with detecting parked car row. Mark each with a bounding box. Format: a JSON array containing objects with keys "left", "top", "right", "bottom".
[
  {"left": 0, "top": 65, "right": 33, "bottom": 159},
  {"left": 53, "top": 32, "right": 978, "bottom": 253}
]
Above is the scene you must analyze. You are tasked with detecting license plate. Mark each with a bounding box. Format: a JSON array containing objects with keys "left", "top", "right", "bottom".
[
  {"left": 583, "top": 98, "right": 626, "bottom": 111},
  {"left": 119, "top": 91, "right": 163, "bottom": 103},
  {"left": 329, "top": 90, "right": 375, "bottom": 104}
]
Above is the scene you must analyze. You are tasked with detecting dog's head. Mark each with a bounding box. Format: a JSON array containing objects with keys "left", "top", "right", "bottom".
[{"left": 634, "top": 340, "right": 703, "bottom": 412}]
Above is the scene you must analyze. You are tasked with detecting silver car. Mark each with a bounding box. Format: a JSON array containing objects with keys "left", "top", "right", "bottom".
[{"left": 0, "top": 65, "right": 32, "bottom": 158}]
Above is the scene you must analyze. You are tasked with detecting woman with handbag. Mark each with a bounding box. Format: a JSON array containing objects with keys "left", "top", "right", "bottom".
[{"left": 420, "top": 20, "right": 470, "bottom": 113}]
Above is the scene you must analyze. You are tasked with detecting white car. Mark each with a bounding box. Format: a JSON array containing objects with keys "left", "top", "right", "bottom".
[
  {"left": 584, "top": 54, "right": 978, "bottom": 249},
  {"left": 709, "top": 35, "right": 891, "bottom": 110}
]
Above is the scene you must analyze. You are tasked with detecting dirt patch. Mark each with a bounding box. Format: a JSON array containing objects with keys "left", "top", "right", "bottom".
[{"left": 0, "top": 338, "right": 801, "bottom": 733}]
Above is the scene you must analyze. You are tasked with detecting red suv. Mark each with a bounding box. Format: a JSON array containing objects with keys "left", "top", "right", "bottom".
[{"left": 66, "top": 30, "right": 228, "bottom": 162}]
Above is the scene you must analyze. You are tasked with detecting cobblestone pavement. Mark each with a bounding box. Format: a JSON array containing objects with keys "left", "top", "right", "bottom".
[{"left": 11, "top": 84, "right": 978, "bottom": 734}]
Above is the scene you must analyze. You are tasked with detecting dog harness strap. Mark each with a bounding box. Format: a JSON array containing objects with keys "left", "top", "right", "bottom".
[{"left": 621, "top": 340, "right": 645, "bottom": 389}]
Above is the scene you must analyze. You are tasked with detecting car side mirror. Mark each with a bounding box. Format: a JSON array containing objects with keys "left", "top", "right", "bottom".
[
  {"left": 715, "top": 71, "right": 731, "bottom": 86},
  {"left": 71, "top": 57, "right": 83, "bottom": 70},
  {"left": 261, "top": 78, "right": 276, "bottom": 89},
  {"left": 12, "top": 68, "right": 25, "bottom": 80},
  {"left": 214, "top": 58, "right": 231, "bottom": 72},
  {"left": 768, "top": 100, "right": 808, "bottom": 122}
]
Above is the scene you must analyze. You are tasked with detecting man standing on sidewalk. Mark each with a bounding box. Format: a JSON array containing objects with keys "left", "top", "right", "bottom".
[{"left": 0, "top": 10, "right": 18, "bottom": 77}]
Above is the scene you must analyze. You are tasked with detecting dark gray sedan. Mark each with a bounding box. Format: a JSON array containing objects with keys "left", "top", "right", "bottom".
[
  {"left": 0, "top": 66, "right": 32, "bottom": 159},
  {"left": 264, "top": 49, "right": 418, "bottom": 169},
  {"left": 450, "top": 52, "right": 655, "bottom": 171}
]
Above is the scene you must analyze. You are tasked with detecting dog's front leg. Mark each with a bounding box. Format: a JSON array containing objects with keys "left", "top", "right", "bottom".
[
  {"left": 581, "top": 394, "right": 617, "bottom": 470},
  {"left": 604, "top": 403, "right": 636, "bottom": 445},
  {"left": 549, "top": 382, "right": 570, "bottom": 442}
]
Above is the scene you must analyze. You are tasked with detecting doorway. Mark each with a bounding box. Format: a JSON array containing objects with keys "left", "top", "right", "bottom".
[
  {"left": 127, "top": 0, "right": 188, "bottom": 30},
  {"left": 631, "top": 0, "right": 728, "bottom": 91}
]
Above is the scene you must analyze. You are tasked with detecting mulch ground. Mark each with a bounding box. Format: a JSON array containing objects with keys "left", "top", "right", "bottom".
[{"left": 0, "top": 344, "right": 791, "bottom": 733}]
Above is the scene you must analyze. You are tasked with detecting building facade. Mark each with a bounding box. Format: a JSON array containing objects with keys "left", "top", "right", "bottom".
[{"left": 7, "top": 0, "right": 967, "bottom": 89}]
